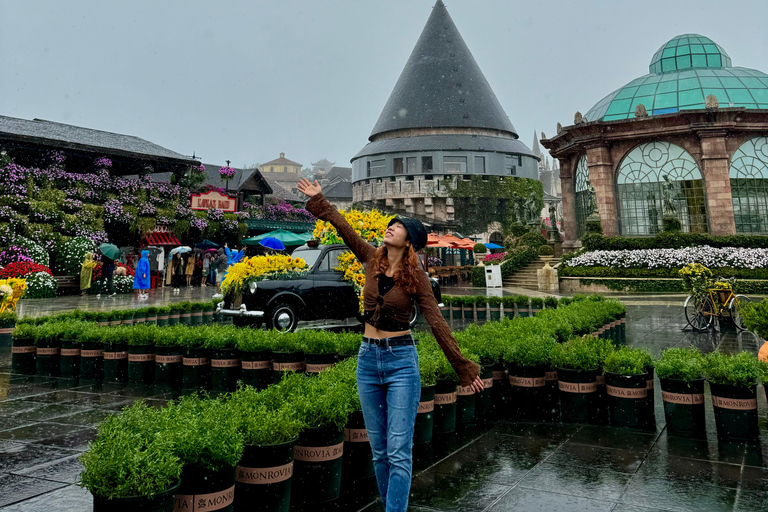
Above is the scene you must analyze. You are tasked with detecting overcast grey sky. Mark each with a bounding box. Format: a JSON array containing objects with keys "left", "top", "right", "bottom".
[{"left": 2, "top": 0, "right": 767, "bottom": 170}]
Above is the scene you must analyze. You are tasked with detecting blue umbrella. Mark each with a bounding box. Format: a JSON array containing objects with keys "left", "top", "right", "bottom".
[
  {"left": 259, "top": 237, "right": 286, "bottom": 251},
  {"left": 484, "top": 242, "right": 503, "bottom": 249}
]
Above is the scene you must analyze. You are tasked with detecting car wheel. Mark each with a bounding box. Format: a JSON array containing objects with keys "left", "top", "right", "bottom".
[
  {"left": 409, "top": 304, "right": 420, "bottom": 328},
  {"left": 267, "top": 303, "right": 299, "bottom": 333}
]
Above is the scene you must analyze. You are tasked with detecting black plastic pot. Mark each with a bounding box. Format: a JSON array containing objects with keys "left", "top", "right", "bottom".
[
  {"left": 605, "top": 372, "right": 649, "bottom": 428},
  {"left": 491, "top": 363, "right": 507, "bottom": 419},
  {"left": 175, "top": 464, "right": 236, "bottom": 512},
  {"left": 456, "top": 384, "right": 476, "bottom": 425},
  {"left": 0, "top": 321, "right": 15, "bottom": 346},
  {"left": 235, "top": 439, "right": 296, "bottom": 512},
  {"left": 190, "top": 311, "right": 203, "bottom": 326},
  {"left": 660, "top": 378, "right": 706, "bottom": 436},
  {"left": 145, "top": 314, "right": 158, "bottom": 326},
  {"left": 156, "top": 314, "right": 169, "bottom": 327},
  {"left": 168, "top": 312, "right": 180, "bottom": 326},
  {"left": 179, "top": 312, "right": 192, "bottom": 326},
  {"left": 343, "top": 410, "right": 374, "bottom": 482},
  {"left": 644, "top": 366, "right": 656, "bottom": 428},
  {"left": 154, "top": 346, "right": 183, "bottom": 388},
  {"left": 557, "top": 367, "right": 598, "bottom": 423},
  {"left": 475, "top": 364, "right": 494, "bottom": 418},
  {"left": 305, "top": 352, "right": 337, "bottom": 375},
  {"left": 476, "top": 306, "right": 487, "bottom": 321},
  {"left": 507, "top": 364, "right": 547, "bottom": 420},
  {"left": 182, "top": 347, "right": 211, "bottom": 389},
  {"left": 204, "top": 310, "right": 214, "bottom": 325},
  {"left": 413, "top": 385, "right": 435, "bottom": 445},
  {"left": 128, "top": 344, "right": 155, "bottom": 385},
  {"left": 433, "top": 379, "right": 457, "bottom": 434},
  {"left": 517, "top": 307, "right": 529, "bottom": 318},
  {"left": 240, "top": 350, "right": 273, "bottom": 390},
  {"left": 211, "top": 348, "right": 241, "bottom": 392},
  {"left": 292, "top": 425, "right": 344, "bottom": 504},
  {"left": 540, "top": 367, "right": 560, "bottom": 422},
  {"left": 272, "top": 350, "right": 305, "bottom": 384},
  {"left": 92, "top": 479, "right": 181, "bottom": 512},
  {"left": 103, "top": 342, "right": 129, "bottom": 383},
  {"left": 11, "top": 336, "right": 36, "bottom": 375},
  {"left": 35, "top": 339, "right": 60, "bottom": 377},
  {"left": 79, "top": 342, "right": 104, "bottom": 381},
  {"left": 709, "top": 382, "right": 759, "bottom": 442},
  {"left": 60, "top": 340, "right": 81, "bottom": 378},
  {"left": 489, "top": 308, "right": 501, "bottom": 321}
]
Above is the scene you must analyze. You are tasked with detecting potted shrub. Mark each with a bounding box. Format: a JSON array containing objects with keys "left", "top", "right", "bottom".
[
  {"left": 538, "top": 244, "right": 554, "bottom": 262},
  {"left": 145, "top": 307, "right": 159, "bottom": 326},
  {"left": 178, "top": 301, "right": 192, "bottom": 325},
  {"left": 455, "top": 350, "right": 482, "bottom": 427},
  {"left": 414, "top": 347, "right": 437, "bottom": 445},
  {"left": 487, "top": 296, "right": 502, "bottom": 321},
  {"left": 474, "top": 295, "right": 488, "bottom": 321},
  {"left": 156, "top": 306, "right": 171, "bottom": 327},
  {"left": 203, "top": 302, "right": 215, "bottom": 325},
  {"left": 236, "top": 329, "right": 273, "bottom": 390},
  {"left": 102, "top": 327, "right": 129, "bottom": 384},
  {"left": 0, "top": 310, "right": 17, "bottom": 346},
  {"left": 108, "top": 311, "right": 121, "bottom": 327},
  {"left": 588, "top": 336, "right": 615, "bottom": 425},
  {"left": 703, "top": 351, "right": 760, "bottom": 441},
  {"left": 455, "top": 326, "right": 499, "bottom": 419},
  {"left": 551, "top": 336, "right": 600, "bottom": 423},
  {"left": 180, "top": 325, "right": 211, "bottom": 390},
  {"left": 231, "top": 385, "right": 304, "bottom": 512},
  {"left": 501, "top": 296, "right": 515, "bottom": 319},
  {"left": 11, "top": 322, "right": 38, "bottom": 375},
  {"left": 270, "top": 333, "right": 306, "bottom": 384},
  {"left": 300, "top": 330, "right": 338, "bottom": 375},
  {"left": 122, "top": 309, "right": 134, "bottom": 326},
  {"left": 205, "top": 327, "right": 241, "bottom": 392},
  {"left": 59, "top": 320, "right": 87, "bottom": 379},
  {"left": 80, "top": 401, "right": 182, "bottom": 512},
  {"left": 433, "top": 355, "right": 459, "bottom": 433},
  {"left": 530, "top": 297, "right": 544, "bottom": 316},
  {"left": 95, "top": 311, "right": 111, "bottom": 327},
  {"left": 473, "top": 243, "right": 487, "bottom": 261},
  {"left": 163, "top": 395, "right": 243, "bottom": 512},
  {"left": 133, "top": 308, "right": 147, "bottom": 325},
  {"left": 333, "top": 332, "right": 362, "bottom": 361},
  {"left": 127, "top": 326, "right": 156, "bottom": 385},
  {"left": 603, "top": 347, "right": 652, "bottom": 428},
  {"left": 462, "top": 296, "right": 475, "bottom": 321},
  {"left": 34, "top": 322, "right": 61, "bottom": 377},
  {"left": 656, "top": 347, "right": 706, "bottom": 436},
  {"left": 544, "top": 296, "right": 559, "bottom": 310},
  {"left": 79, "top": 324, "right": 105, "bottom": 382},
  {"left": 154, "top": 326, "right": 183, "bottom": 389},
  {"left": 514, "top": 295, "right": 530, "bottom": 318},
  {"left": 190, "top": 302, "right": 204, "bottom": 326},
  {"left": 504, "top": 333, "right": 557, "bottom": 420},
  {"left": 168, "top": 303, "right": 181, "bottom": 326}
]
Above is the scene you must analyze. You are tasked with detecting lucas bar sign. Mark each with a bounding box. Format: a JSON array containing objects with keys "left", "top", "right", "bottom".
[{"left": 191, "top": 190, "right": 237, "bottom": 212}]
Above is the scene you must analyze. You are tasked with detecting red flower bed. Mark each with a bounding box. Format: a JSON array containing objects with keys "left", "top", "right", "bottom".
[{"left": 0, "top": 261, "right": 53, "bottom": 278}]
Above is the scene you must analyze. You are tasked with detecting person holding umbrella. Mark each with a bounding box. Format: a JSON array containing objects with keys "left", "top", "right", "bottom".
[
  {"left": 133, "top": 250, "right": 151, "bottom": 298},
  {"left": 98, "top": 243, "right": 120, "bottom": 297}
]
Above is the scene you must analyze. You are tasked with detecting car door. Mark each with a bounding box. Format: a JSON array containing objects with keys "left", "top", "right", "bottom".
[{"left": 310, "top": 248, "right": 356, "bottom": 320}]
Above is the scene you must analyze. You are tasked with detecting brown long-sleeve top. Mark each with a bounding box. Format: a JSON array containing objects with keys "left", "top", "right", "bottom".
[{"left": 306, "top": 193, "right": 480, "bottom": 387}]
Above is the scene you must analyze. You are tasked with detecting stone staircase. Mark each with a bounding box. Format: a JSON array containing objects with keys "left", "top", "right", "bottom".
[{"left": 502, "top": 257, "right": 561, "bottom": 290}]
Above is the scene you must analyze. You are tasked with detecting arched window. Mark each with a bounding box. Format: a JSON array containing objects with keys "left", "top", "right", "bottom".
[
  {"left": 730, "top": 137, "right": 768, "bottom": 234},
  {"left": 616, "top": 142, "right": 708, "bottom": 235},
  {"left": 574, "top": 155, "right": 592, "bottom": 237}
]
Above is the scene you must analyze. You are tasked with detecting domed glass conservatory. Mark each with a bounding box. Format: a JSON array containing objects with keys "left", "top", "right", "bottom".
[{"left": 543, "top": 34, "right": 768, "bottom": 246}]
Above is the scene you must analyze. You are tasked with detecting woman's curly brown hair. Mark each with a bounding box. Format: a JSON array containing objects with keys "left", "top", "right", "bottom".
[{"left": 371, "top": 245, "right": 421, "bottom": 295}]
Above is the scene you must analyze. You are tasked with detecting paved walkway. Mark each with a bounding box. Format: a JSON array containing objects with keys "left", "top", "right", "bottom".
[{"left": 0, "top": 304, "right": 767, "bottom": 511}]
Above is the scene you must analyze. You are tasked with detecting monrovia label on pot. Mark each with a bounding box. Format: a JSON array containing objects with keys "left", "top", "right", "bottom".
[
  {"left": 457, "top": 385, "right": 475, "bottom": 396},
  {"left": 294, "top": 442, "right": 344, "bottom": 462},
  {"left": 104, "top": 351, "right": 128, "bottom": 360},
  {"left": 236, "top": 462, "right": 293, "bottom": 485},
  {"left": 509, "top": 376, "right": 545, "bottom": 388},
  {"left": 36, "top": 347, "right": 60, "bottom": 355},
  {"left": 481, "top": 378, "right": 493, "bottom": 388},
  {"left": 183, "top": 357, "right": 211, "bottom": 366},
  {"left": 306, "top": 363, "right": 334, "bottom": 373},
  {"left": 211, "top": 359, "right": 240, "bottom": 368},
  {"left": 492, "top": 371, "right": 505, "bottom": 381},
  {"left": 545, "top": 371, "right": 557, "bottom": 381},
  {"left": 344, "top": 428, "right": 369, "bottom": 443},
  {"left": 11, "top": 346, "right": 36, "bottom": 354},
  {"left": 0, "top": 327, "right": 14, "bottom": 334},
  {"left": 711, "top": 396, "right": 758, "bottom": 410},
  {"left": 273, "top": 361, "right": 305, "bottom": 372},
  {"left": 81, "top": 349, "right": 104, "bottom": 358},
  {"left": 558, "top": 381, "right": 597, "bottom": 394},
  {"left": 434, "top": 392, "right": 457, "bottom": 405},
  {"left": 606, "top": 386, "right": 648, "bottom": 399},
  {"left": 156, "top": 355, "right": 183, "bottom": 364},
  {"left": 158, "top": 316, "right": 169, "bottom": 321},
  {"left": 646, "top": 379, "right": 654, "bottom": 389},
  {"left": 418, "top": 400, "right": 435, "bottom": 413},
  {"left": 128, "top": 353, "right": 155, "bottom": 362},
  {"left": 596, "top": 375, "right": 606, "bottom": 386},
  {"left": 241, "top": 360, "right": 271, "bottom": 370},
  {"left": 662, "top": 391, "right": 705, "bottom": 405},
  {"left": 61, "top": 348, "right": 81, "bottom": 357},
  {"left": 174, "top": 485, "right": 235, "bottom": 511}
]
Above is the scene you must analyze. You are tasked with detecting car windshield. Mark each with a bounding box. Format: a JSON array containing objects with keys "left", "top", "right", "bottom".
[{"left": 292, "top": 248, "right": 323, "bottom": 269}]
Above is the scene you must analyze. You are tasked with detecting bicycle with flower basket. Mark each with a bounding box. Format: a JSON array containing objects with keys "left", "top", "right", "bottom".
[{"left": 680, "top": 264, "right": 751, "bottom": 332}]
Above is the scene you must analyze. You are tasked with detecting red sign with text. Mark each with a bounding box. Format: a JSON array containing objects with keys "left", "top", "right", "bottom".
[{"left": 190, "top": 190, "right": 237, "bottom": 212}]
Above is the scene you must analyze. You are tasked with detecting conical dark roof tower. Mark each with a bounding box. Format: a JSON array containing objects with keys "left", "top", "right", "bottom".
[{"left": 369, "top": 0, "right": 517, "bottom": 140}]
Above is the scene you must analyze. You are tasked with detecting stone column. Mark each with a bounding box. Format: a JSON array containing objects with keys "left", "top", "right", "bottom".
[
  {"left": 698, "top": 130, "right": 736, "bottom": 235},
  {"left": 586, "top": 144, "right": 619, "bottom": 236},
  {"left": 559, "top": 158, "right": 580, "bottom": 250}
]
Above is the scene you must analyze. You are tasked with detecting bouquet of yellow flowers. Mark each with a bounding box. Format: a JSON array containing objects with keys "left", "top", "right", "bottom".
[
  {"left": 678, "top": 263, "right": 712, "bottom": 302},
  {"left": 221, "top": 255, "right": 309, "bottom": 296},
  {"left": 313, "top": 208, "right": 394, "bottom": 315},
  {"left": 0, "top": 277, "right": 27, "bottom": 311}
]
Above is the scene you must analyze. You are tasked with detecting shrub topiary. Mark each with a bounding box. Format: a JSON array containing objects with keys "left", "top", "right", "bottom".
[
  {"left": 585, "top": 219, "right": 603, "bottom": 234},
  {"left": 538, "top": 244, "right": 554, "bottom": 256},
  {"left": 515, "top": 232, "right": 547, "bottom": 249},
  {"left": 663, "top": 216, "right": 682, "bottom": 232},
  {"left": 473, "top": 243, "right": 486, "bottom": 253}
]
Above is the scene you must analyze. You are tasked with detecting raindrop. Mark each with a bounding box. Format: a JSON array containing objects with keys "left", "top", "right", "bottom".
[{"left": 398, "top": 108, "right": 408, "bottom": 118}]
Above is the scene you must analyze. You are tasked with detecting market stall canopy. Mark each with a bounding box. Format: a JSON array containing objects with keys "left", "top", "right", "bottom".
[
  {"left": 242, "top": 229, "right": 311, "bottom": 247},
  {"left": 145, "top": 231, "right": 181, "bottom": 246}
]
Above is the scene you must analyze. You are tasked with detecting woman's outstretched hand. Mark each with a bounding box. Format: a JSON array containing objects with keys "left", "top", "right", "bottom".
[
  {"left": 297, "top": 178, "right": 322, "bottom": 198},
  {"left": 470, "top": 374, "right": 484, "bottom": 393}
]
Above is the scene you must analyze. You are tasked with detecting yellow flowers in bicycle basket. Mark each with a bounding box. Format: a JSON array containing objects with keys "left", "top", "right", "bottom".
[
  {"left": 221, "top": 255, "right": 309, "bottom": 296},
  {"left": 313, "top": 208, "right": 394, "bottom": 315}
]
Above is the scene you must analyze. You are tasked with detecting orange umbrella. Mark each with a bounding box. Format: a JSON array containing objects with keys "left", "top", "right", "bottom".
[{"left": 427, "top": 233, "right": 453, "bottom": 248}]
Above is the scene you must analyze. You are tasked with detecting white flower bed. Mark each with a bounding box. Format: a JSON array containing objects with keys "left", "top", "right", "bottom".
[{"left": 565, "top": 246, "right": 768, "bottom": 270}]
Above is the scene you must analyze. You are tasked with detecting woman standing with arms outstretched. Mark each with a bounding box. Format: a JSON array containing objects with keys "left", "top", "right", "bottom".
[{"left": 298, "top": 179, "right": 483, "bottom": 512}]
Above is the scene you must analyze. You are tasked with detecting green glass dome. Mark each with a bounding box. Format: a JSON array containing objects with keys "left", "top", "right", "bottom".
[{"left": 585, "top": 34, "right": 768, "bottom": 122}]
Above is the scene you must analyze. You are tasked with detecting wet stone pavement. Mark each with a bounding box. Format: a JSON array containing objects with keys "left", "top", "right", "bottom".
[{"left": 0, "top": 304, "right": 767, "bottom": 511}]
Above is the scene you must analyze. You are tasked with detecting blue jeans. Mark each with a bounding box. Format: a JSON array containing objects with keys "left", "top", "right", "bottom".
[{"left": 356, "top": 339, "right": 421, "bottom": 512}]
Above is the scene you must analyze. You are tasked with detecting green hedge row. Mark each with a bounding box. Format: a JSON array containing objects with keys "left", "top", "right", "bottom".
[
  {"left": 581, "top": 232, "right": 768, "bottom": 251},
  {"left": 559, "top": 266, "right": 768, "bottom": 280}
]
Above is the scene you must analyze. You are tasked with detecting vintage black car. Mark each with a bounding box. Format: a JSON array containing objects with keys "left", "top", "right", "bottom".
[{"left": 217, "top": 242, "right": 443, "bottom": 332}]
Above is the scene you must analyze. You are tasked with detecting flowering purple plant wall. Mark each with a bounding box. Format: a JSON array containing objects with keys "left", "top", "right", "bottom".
[
  {"left": 249, "top": 200, "right": 316, "bottom": 223},
  {"left": 0, "top": 245, "right": 32, "bottom": 266}
]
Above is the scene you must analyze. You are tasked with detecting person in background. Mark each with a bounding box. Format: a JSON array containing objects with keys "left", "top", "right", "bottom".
[
  {"left": 212, "top": 247, "right": 228, "bottom": 298},
  {"left": 202, "top": 253, "right": 211, "bottom": 287},
  {"left": 80, "top": 252, "right": 97, "bottom": 296},
  {"left": 172, "top": 253, "right": 183, "bottom": 292},
  {"left": 100, "top": 254, "right": 117, "bottom": 297},
  {"left": 184, "top": 253, "right": 195, "bottom": 287},
  {"left": 133, "top": 250, "right": 151, "bottom": 299}
]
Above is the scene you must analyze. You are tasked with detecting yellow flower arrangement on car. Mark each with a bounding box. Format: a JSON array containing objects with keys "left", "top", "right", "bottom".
[
  {"left": 313, "top": 208, "right": 394, "bottom": 314},
  {"left": 221, "top": 255, "right": 309, "bottom": 296}
]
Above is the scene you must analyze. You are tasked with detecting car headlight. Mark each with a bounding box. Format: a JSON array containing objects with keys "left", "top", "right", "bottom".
[{"left": 249, "top": 281, "right": 258, "bottom": 294}]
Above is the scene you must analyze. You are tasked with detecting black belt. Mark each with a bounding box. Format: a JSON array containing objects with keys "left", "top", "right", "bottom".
[{"left": 362, "top": 334, "right": 417, "bottom": 347}]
